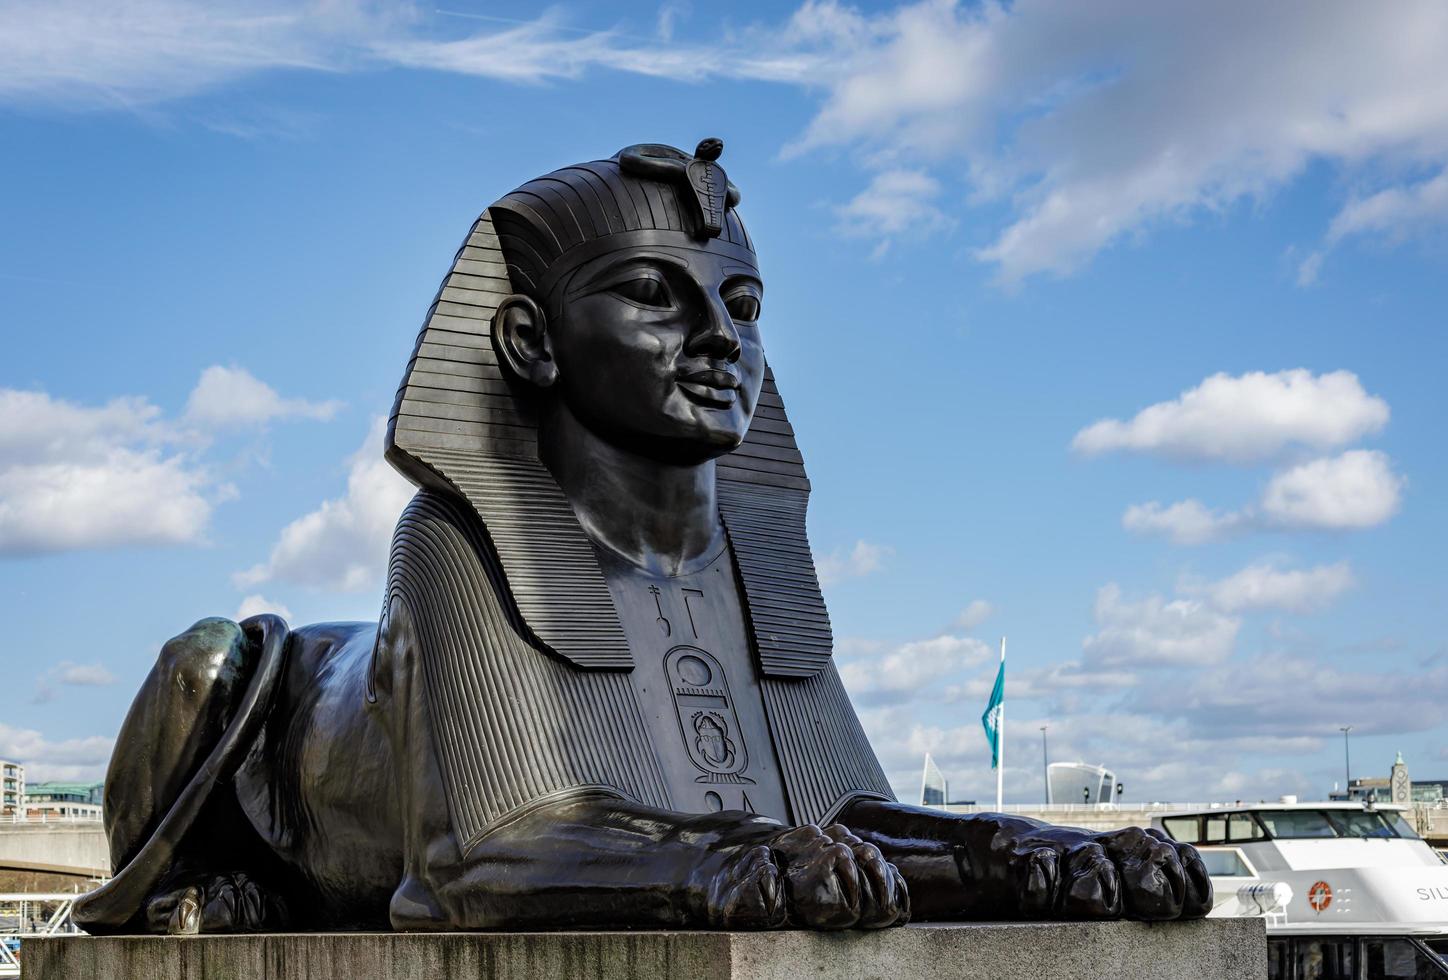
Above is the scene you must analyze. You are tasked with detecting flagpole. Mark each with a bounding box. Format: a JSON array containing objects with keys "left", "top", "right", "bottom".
[{"left": 996, "top": 636, "right": 1006, "bottom": 810}]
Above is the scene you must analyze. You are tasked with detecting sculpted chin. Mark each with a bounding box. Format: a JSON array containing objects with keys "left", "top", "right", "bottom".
[{"left": 76, "top": 139, "right": 1211, "bottom": 936}]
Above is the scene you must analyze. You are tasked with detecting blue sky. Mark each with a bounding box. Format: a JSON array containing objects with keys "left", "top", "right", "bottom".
[{"left": 2, "top": 0, "right": 1447, "bottom": 806}]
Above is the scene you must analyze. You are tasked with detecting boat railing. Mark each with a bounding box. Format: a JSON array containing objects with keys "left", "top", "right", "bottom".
[{"left": 937, "top": 802, "right": 1232, "bottom": 814}]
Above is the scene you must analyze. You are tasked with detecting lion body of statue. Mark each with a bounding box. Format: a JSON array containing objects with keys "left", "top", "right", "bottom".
[{"left": 76, "top": 140, "right": 1210, "bottom": 936}]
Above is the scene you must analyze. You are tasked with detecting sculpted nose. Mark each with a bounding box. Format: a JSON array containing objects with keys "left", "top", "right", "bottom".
[{"left": 686, "top": 293, "right": 742, "bottom": 364}]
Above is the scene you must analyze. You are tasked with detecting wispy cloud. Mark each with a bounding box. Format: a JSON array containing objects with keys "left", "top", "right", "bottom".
[
  {"left": 185, "top": 365, "right": 341, "bottom": 428},
  {"left": 1181, "top": 560, "right": 1355, "bottom": 615},
  {"left": 8, "top": 2, "right": 1448, "bottom": 278},
  {"left": 0, "top": 722, "right": 113, "bottom": 782},
  {"left": 814, "top": 539, "right": 893, "bottom": 587}
]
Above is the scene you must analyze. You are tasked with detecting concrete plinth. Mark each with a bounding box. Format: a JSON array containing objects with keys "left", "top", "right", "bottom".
[{"left": 26, "top": 919, "right": 1264, "bottom": 980}]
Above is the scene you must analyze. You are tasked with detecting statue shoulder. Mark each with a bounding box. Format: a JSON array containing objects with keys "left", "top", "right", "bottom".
[
  {"left": 386, "top": 487, "right": 517, "bottom": 623},
  {"left": 389, "top": 488, "right": 492, "bottom": 570}
]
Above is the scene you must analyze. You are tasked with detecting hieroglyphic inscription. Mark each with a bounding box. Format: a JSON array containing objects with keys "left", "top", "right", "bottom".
[{"left": 664, "top": 645, "right": 754, "bottom": 785}]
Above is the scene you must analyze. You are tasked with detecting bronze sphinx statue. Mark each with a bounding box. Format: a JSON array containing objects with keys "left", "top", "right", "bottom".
[{"left": 75, "top": 140, "right": 1210, "bottom": 935}]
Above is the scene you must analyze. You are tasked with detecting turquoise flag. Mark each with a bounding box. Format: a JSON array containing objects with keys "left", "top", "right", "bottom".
[{"left": 981, "top": 660, "right": 1005, "bottom": 769}]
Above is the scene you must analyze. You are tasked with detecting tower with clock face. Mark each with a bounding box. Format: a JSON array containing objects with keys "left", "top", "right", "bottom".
[{"left": 1392, "top": 752, "right": 1412, "bottom": 804}]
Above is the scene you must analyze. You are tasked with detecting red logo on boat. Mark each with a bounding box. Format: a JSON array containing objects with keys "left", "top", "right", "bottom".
[{"left": 1308, "top": 880, "right": 1332, "bottom": 913}]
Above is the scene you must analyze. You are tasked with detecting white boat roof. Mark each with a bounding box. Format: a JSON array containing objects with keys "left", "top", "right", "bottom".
[{"left": 1154, "top": 801, "right": 1409, "bottom": 817}]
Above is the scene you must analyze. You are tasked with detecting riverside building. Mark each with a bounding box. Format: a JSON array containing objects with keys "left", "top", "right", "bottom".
[{"left": 1, "top": 760, "right": 22, "bottom": 815}]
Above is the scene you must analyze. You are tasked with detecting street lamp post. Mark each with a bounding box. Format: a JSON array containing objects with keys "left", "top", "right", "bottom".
[
  {"left": 1040, "top": 725, "right": 1049, "bottom": 805},
  {"left": 1340, "top": 726, "right": 1354, "bottom": 796}
]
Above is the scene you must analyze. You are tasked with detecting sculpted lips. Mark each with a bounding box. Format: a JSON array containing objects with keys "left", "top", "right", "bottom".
[{"left": 677, "top": 368, "right": 739, "bottom": 407}]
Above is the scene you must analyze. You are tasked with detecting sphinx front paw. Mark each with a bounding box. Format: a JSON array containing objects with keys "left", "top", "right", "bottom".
[
  {"left": 1004, "top": 826, "right": 1211, "bottom": 921},
  {"left": 706, "top": 824, "right": 910, "bottom": 930},
  {"left": 144, "top": 871, "right": 280, "bottom": 934}
]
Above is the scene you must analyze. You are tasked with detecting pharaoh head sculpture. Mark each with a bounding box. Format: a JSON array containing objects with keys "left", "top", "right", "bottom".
[{"left": 385, "top": 140, "right": 831, "bottom": 677}]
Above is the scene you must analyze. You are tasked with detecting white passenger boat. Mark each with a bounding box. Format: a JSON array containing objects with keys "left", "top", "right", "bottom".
[{"left": 1153, "top": 800, "right": 1448, "bottom": 979}]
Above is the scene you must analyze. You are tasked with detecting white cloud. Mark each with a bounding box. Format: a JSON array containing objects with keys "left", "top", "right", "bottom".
[
  {"left": 55, "top": 662, "right": 117, "bottom": 686},
  {"left": 1327, "top": 168, "right": 1448, "bottom": 247},
  {"left": 1082, "top": 583, "right": 1240, "bottom": 668},
  {"left": 814, "top": 539, "right": 893, "bottom": 587},
  {"left": 1261, "top": 449, "right": 1405, "bottom": 530},
  {"left": 0, "top": 388, "right": 215, "bottom": 555},
  {"left": 1072, "top": 370, "right": 1389, "bottom": 463},
  {"left": 234, "top": 593, "right": 294, "bottom": 622},
  {"left": 0, "top": 722, "right": 113, "bottom": 783},
  {"left": 835, "top": 169, "right": 953, "bottom": 247},
  {"left": 1145, "top": 653, "right": 1448, "bottom": 743},
  {"left": 952, "top": 599, "right": 994, "bottom": 631},
  {"left": 0, "top": 1, "right": 812, "bottom": 109},
  {"left": 0, "top": 0, "right": 404, "bottom": 107},
  {"left": 787, "top": 1, "right": 1448, "bottom": 282},
  {"left": 236, "top": 418, "right": 414, "bottom": 593},
  {"left": 9, "top": 3, "right": 1448, "bottom": 276},
  {"left": 11, "top": 2, "right": 1448, "bottom": 277},
  {"left": 1296, "top": 250, "right": 1324, "bottom": 287},
  {"left": 30, "top": 660, "right": 120, "bottom": 705},
  {"left": 1186, "top": 561, "right": 1356, "bottom": 615},
  {"left": 1122, "top": 499, "right": 1246, "bottom": 546},
  {"left": 185, "top": 365, "right": 341, "bottom": 428},
  {"left": 838, "top": 633, "right": 992, "bottom": 706},
  {"left": 1125, "top": 451, "right": 1405, "bottom": 544},
  {"left": 0, "top": 367, "right": 335, "bottom": 556}
]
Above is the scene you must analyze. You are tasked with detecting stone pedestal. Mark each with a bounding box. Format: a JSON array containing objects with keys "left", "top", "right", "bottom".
[{"left": 26, "top": 919, "right": 1264, "bottom": 979}]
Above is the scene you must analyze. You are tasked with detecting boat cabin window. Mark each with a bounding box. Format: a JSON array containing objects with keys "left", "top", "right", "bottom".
[
  {"left": 1268, "top": 938, "right": 1448, "bottom": 979},
  {"left": 1161, "top": 816, "right": 1200, "bottom": 842},
  {"left": 1160, "top": 808, "right": 1409, "bottom": 845},
  {"left": 1229, "top": 812, "right": 1265, "bottom": 841},
  {"left": 1327, "top": 809, "right": 1401, "bottom": 838},
  {"left": 1363, "top": 939, "right": 1444, "bottom": 979},
  {"left": 1196, "top": 847, "right": 1253, "bottom": 877},
  {"left": 1160, "top": 811, "right": 1270, "bottom": 845},
  {"left": 1391, "top": 814, "right": 1422, "bottom": 840},
  {"left": 1257, "top": 810, "right": 1340, "bottom": 839},
  {"left": 1294, "top": 937, "right": 1355, "bottom": 980}
]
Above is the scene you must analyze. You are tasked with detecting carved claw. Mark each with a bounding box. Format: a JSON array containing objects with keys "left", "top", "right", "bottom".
[
  {"left": 824, "top": 823, "right": 911, "bottom": 929},
  {"left": 1095, "top": 827, "right": 1186, "bottom": 920},
  {"left": 707, "top": 823, "right": 910, "bottom": 930},
  {"left": 708, "top": 844, "right": 787, "bottom": 929},
  {"left": 165, "top": 886, "right": 202, "bottom": 935},
  {"left": 1059, "top": 841, "right": 1122, "bottom": 919},
  {"left": 770, "top": 824, "right": 860, "bottom": 929},
  {"left": 199, "top": 871, "right": 270, "bottom": 932},
  {"left": 1012, "top": 844, "right": 1061, "bottom": 917},
  {"left": 146, "top": 872, "right": 276, "bottom": 934},
  {"left": 1175, "top": 836, "right": 1215, "bottom": 917},
  {"left": 768, "top": 824, "right": 910, "bottom": 930}
]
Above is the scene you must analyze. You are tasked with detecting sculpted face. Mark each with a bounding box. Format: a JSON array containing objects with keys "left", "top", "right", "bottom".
[{"left": 499, "top": 241, "right": 765, "bottom": 464}]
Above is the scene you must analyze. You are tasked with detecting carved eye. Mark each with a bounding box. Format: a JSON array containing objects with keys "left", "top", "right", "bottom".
[
  {"left": 726, "top": 294, "right": 760, "bottom": 322},
  {"left": 611, "top": 276, "right": 671, "bottom": 308}
]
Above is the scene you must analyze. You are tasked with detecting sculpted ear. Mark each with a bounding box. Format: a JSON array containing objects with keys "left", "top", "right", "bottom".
[{"left": 492, "top": 294, "right": 558, "bottom": 388}]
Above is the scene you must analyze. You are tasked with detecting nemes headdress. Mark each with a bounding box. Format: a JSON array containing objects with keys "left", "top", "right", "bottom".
[{"left": 385, "top": 140, "right": 832, "bottom": 678}]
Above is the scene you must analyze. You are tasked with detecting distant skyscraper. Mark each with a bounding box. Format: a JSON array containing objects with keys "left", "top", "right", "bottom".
[
  {"left": 1048, "top": 761, "right": 1116, "bottom": 805},
  {"left": 921, "top": 753, "right": 949, "bottom": 806}
]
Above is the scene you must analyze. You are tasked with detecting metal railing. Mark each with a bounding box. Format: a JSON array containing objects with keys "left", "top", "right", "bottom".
[
  {"left": 0, "top": 893, "right": 85, "bottom": 978},
  {"left": 1, "top": 812, "right": 101, "bottom": 826},
  {"left": 937, "top": 802, "right": 1228, "bottom": 814}
]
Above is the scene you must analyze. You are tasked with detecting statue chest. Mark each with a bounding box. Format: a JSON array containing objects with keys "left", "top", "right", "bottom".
[{"left": 598, "top": 545, "right": 791, "bottom": 822}]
